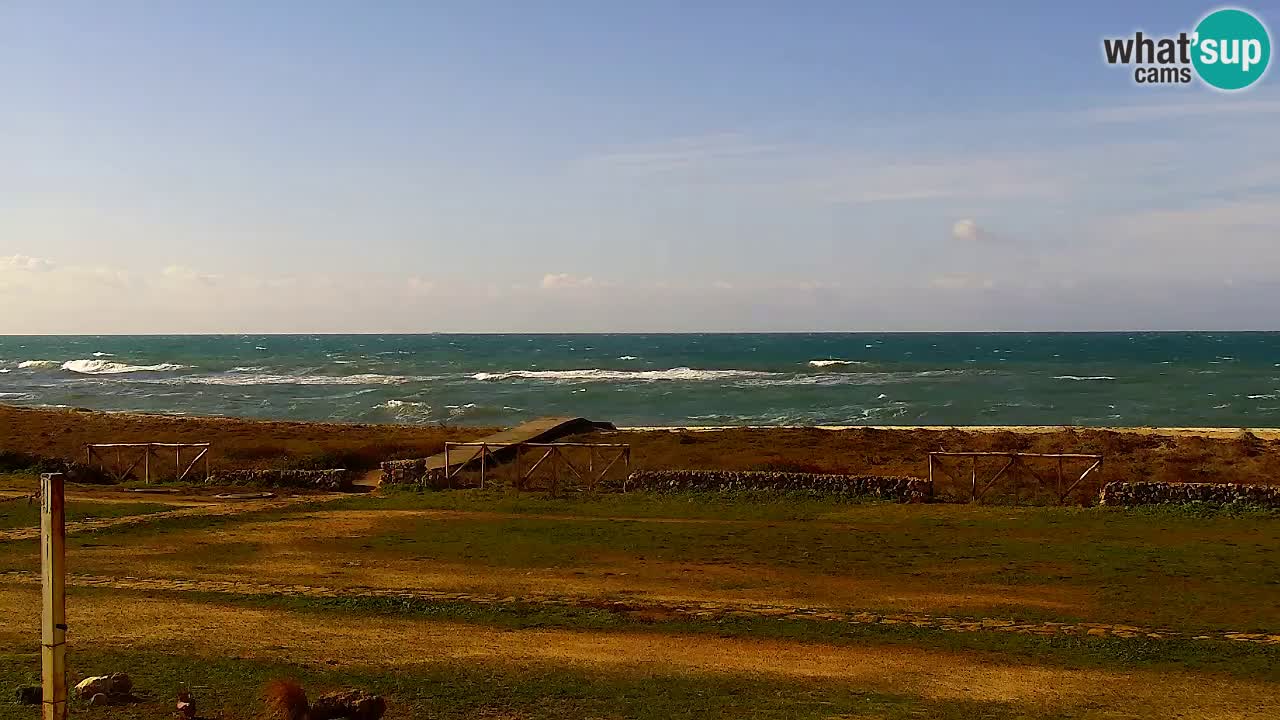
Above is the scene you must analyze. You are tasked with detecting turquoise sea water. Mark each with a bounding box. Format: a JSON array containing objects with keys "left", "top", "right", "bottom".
[{"left": 1, "top": 333, "right": 1278, "bottom": 427}]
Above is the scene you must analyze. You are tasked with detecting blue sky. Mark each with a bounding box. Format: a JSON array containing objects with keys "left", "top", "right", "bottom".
[{"left": 3, "top": 1, "right": 1280, "bottom": 332}]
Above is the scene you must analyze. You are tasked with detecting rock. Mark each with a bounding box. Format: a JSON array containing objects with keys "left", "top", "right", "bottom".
[
  {"left": 74, "top": 672, "right": 133, "bottom": 702},
  {"left": 74, "top": 675, "right": 113, "bottom": 699},
  {"left": 15, "top": 686, "right": 41, "bottom": 705},
  {"left": 310, "top": 689, "right": 387, "bottom": 720},
  {"left": 108, "top": 672, "right": 132, "bottom": 695}
]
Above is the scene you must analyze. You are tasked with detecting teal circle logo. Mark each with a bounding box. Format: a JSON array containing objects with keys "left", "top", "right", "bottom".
[{"left": 1193, "top": 8, "right": 1271, "bottom": 90}]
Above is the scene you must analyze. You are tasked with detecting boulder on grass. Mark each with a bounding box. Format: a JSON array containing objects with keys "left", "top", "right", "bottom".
[{"left": 310, "top": 689, "right": 387, "bottom": 720}]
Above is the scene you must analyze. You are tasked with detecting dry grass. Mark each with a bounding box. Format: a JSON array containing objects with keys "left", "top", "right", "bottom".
[
  {"left": 0, "top": 585, "right": 1274, "bottom": 717},
  {"left": 5, "top": 405, "right": 1280, "bottom": 496}
]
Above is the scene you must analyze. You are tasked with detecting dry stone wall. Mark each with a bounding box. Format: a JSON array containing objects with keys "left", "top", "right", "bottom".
[
  {"left": 210, "top": 469, "right": 353, "bottom": 491},
  {"left": 380, "top": 459, "right": 447, "bottom": 487},
  {"left": 623, "top": 470, "right": 931, "bottom": 502},
  {"left": 1099, "top": 481, "right": 1280, "bottom": 508}
]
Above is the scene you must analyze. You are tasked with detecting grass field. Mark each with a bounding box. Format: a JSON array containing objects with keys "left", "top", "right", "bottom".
[{"left": 1, "top": 482, "right": 1278, "bottom": 719}]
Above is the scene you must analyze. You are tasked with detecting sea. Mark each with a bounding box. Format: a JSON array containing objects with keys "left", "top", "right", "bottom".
[{"left": 1, "top": 333, "right": 1278, "bottom": 428}]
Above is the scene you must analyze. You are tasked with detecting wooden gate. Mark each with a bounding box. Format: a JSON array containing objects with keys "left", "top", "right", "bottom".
[{"left": 928, "top": 451, "right": 1103, "bottom": 505}]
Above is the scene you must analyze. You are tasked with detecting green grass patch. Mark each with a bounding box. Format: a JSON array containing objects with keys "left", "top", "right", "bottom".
[{"left": 0, "top": 499, "right": 177, "bottom": 530}]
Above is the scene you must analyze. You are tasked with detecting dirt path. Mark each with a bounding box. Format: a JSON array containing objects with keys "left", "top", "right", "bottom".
[
  {"left": 0, "top": 585, "right": 1273, "bottom": 718},
  {"left": 2, "top": 569, "right": 1275, "bottom": 646},
  {"left": 0, "top": 493, "right": 344, "bottom": 543}
]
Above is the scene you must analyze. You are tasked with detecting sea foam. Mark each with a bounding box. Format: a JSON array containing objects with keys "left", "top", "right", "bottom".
[
  {"left": 471, "top": 367, "right": 775, "bottom": 382},
  {"left": 807, "top": 359, "right": 865, "bottom": 367},
  {"left": 180, "top": 372, "right": 428, "bottom": 386},
  {"left": 17, "top": 360, "right": 60, "bottom": 369},
  {"left": 61, "top": 359, "right": 188, "bottom": 374}
]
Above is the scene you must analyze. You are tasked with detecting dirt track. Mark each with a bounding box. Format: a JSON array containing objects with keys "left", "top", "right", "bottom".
[{"left": 1, "top": 569, "right": 1274, "bottom": 645}]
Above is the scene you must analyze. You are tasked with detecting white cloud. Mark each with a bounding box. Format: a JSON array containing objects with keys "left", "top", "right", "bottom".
[
  {"left": 162, "top": 265, "right": 221, "bottom": 286},
  {"left": 2, "top": 254, "right": 55, "bottom": 272},
  {"left": 540, "top": 272, "right": 600, "bottom": 289}
]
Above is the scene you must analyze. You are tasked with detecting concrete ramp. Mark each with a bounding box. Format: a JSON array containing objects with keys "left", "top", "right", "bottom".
[{"left": 424, "top": 416, "right": 614, "bottom": 476}]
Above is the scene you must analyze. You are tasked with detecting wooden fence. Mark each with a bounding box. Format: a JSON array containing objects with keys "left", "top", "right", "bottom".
[
  {"left": 443, "top": 442, "right": 630, "bottom": 493},
  {"left": 928, "top": 451, "right": 1104, "bottom": 505},
  {"left": 85, "top": 443, "right": 211, "bottom": 483}
]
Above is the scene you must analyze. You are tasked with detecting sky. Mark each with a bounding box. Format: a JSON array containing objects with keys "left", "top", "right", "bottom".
[{"left": 3, "top": 1, "right": 1280, "bottom": 333}]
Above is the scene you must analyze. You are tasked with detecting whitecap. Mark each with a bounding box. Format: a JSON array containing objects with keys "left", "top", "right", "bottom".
[
  {"left": 17, "top": 360, "right": 60, "bottom": 369},
  {"left": 470, "top": 367, "right": 776, "bottom": 383},
  {"left": 177, "top": 372, "right": 430, "bottom": 386},
  {"left": 617, "top": 355, "right": 639, "bottom": 360},
  {"left": 62, "top": 359, "right": 188, "bottom": 375},
  {"left": 92, "top": 352, "right": 114, "bottom": 357},
  {"left": 1248, "top": 393, "right": 1279, "bottom": 400},
  {"left": 1052, "top": 375, "right": 1116, "bottom": 381},
  {"left": 807, "top": 359, "right": 864, "bottom": 367}
]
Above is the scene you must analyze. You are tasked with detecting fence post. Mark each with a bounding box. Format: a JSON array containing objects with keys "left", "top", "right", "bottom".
[
  {"left": 970, "top": 456, "right": 977, "bottom": 503},
  {"left": 40, "top": 472, "right": 68, "bottom": 720},
  {"left": 927, "top": 454, "right": 934, "bottom": 496}
]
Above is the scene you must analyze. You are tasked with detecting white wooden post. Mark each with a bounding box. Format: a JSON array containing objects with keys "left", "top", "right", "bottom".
[{"left": 40, "top": 472, "right": 68, "bottom": 720}]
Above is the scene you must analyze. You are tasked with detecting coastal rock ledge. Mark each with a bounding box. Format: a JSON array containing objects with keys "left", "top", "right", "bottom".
[{"left": 1100, "top": 481, "right": 1280, "bottom": 508}]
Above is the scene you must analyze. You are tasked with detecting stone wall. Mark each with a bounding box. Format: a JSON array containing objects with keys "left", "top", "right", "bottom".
[
  {"left": 623, "top": 470, "right": 931, "bottom": 502},
  {"left": 1099, "top": 481, "right": 1280, "bottom": 508},
  {"left": 210, "top": 469, "right": 354, "bottom": 491},
  {"left": 380, "top": 459, "right": 448, "bottom": 487}
]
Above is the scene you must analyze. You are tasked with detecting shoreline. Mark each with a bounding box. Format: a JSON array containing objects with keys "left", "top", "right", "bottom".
[
  {"left": 3, "top": 403, "right": 1279, "bottom": 439},
  {"left": 622, "top": 424, "right": 1280, "bottom": 439}
]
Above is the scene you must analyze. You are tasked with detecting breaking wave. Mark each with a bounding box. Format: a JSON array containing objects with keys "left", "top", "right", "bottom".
[
  {"left": 62, "top": 359, "right": 188, "bottom": 374},
  {"left": 373, "top": 399, "right": 434, "bottom": 421},
  {"left": 1052, "top": 375, "right": 1116, "bottom": 381},
  {"left": 179, "top": 372, "right": 429, "bottom": 386},
  {"left": 470, "top": 367, "right": 965, "bottom": 386},
  {"left": 17, "top": 360, "right": 60, "bottom": 369},
  {"left": 807, "top": 359, "right": 865, "bottom": 367},
  {"left": 471, "top": 367, "right": 776, "bottom": 383}
]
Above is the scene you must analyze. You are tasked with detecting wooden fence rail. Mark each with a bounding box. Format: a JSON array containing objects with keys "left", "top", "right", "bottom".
[
  {"left": 85, "top": 443, "right": 211, "bottom": 484},
  {"left": 443, "top": 442, "right": 630, "bottom": 493},
  {"left": 928, "top": 451, "right": 1103, "bottom": 505}
]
